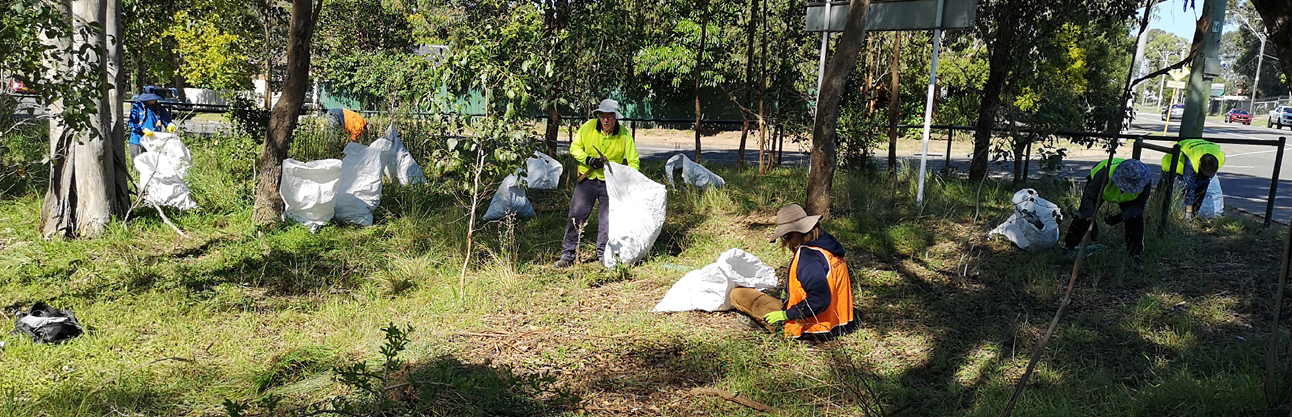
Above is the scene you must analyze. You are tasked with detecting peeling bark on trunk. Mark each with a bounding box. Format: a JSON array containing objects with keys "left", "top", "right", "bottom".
[
  {"left": 252, "top": 0, "right": 324, "bottom": 224},
  {"left": 40, "top": 0, "right": 128, "bottom": 239},
  {"left": 805, "top": 0, "right": 871, "bottom": 217}
]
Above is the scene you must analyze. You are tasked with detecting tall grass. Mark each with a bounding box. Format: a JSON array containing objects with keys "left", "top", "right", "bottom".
[{"left": 0, "top": 150, "right": 1285, "bottom": 416}]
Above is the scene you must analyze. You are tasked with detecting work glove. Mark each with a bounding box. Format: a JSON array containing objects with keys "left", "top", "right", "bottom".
[
  {"left": 166, "top": 123, "right": 177, "bottom": 133},
  {"left": 1104, "top": 213, "right": 1124, "bottom": 226},
  {"left": 585, "top": 156, "right": 605, "bottom": 170},
  {"left": 763, "top": 311, "right": 787, "bottom": 325},
  {"left": 142, "top": 128, "right": 154, "bottom": 138}
]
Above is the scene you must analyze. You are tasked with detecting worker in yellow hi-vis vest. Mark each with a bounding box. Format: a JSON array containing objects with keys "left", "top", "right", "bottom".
[
  {"left": 1161, "top": 139, "right": 1224, "bottom": 218},
  {"left": 554, "top": 99, "right": 640, "bottom": 268},
  {"left": 1063, "top": 158, "right": 1152, "bottom": 268}
]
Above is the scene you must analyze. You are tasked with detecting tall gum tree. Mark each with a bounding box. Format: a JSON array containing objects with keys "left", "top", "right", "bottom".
[
  {"left": 251, "top": 0, "right": 324, "bottom": 223},
  {"left": 804, "top": 0, "right": 871, "bottom": 217},
  {"left": 40, "top": 0, "right": 130, "bottom": 239}
]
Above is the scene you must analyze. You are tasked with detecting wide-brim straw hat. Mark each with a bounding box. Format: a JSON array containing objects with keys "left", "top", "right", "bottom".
[
  {"left": 592, "top": 98, "right": 623, "bottom": 120},
  {"left": 1112, "top": 159, "right": 1150, "bottom": 194},
  {"left": 769, "top": 204, "right": 821, "bottom": 243}
]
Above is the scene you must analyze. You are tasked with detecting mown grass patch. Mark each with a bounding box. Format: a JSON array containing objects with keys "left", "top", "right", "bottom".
[{"left": 0, "top": 146, "right": 1285, "bottom": 416}]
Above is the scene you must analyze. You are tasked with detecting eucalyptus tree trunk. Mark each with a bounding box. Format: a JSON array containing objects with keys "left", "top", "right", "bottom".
[
  {"left": 756, "top": 0, "right": 768, "bottom": 174},
  {"left": 804, "top": 0, "right": 871, "bottom": 217},
  {"left": 736, "top": 0, "right": 758, "bottom": 169},
  {"left": 40, "top": 0, "right": 129, "bottom": 239},
  {"left": 886, "top": 33, "right": 901, "bottom": 174},
  {"left": 969, "top": 8, "right": 1018, "bottom": 182},
  {"left": 252, "top": 0, "right": 325, "bottom": 223},
  {"left": 692, "top": 0, "right": 711, "bottom": 163}
]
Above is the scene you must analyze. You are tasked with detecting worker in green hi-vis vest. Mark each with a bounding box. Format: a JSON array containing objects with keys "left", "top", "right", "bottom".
[
  {"left": 1161, "top": 139, "right": 1224, "bottom": 218},
  {"left": 1062, "top": 158, "right": 1152, "bottom": 268}
]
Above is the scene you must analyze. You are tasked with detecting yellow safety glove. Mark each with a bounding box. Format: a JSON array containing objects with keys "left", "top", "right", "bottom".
[
  {"left": 142, "top": 129, "right": 154, "bottom": 138},
  {"left": 166, "top": 123, "right": 177, "bottom": 133},
  {"left": 763, "top": 311, "right": 787, "bottom": 325}
]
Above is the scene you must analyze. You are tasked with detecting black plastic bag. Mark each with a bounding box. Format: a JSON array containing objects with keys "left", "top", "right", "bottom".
[{"left": 10, "top": 302, "right": 83, "bottom": 344}]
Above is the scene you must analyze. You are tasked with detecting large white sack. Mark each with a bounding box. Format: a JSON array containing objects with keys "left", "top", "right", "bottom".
[
  {"left": 140, "top": 132, "right": 192, "bottom": 176},
  {"left": 603, "top": 162, "right": 667, "bottom": 268},
  {"left": 335, "top": 141, "right": 390, "bottom": 226},
  {"left": 1199, "top": 176, "right": 1224, "bottom": 219},
  {"left": 378, "top": 124, "right": 427, "bottom": 185},
  {"left": 664, "top": 153, "right": 725, "bottom": 190},
  {"left": 134, "top": 132, "right": 196, "bottom": 210},
  {"left": 989, "top": 189, "right": 1062, "bottom": 251},
  {"left": 280, "top": 158, "right": 343, "bottom": 230},
  {"left": 521, "top": 150, "right": 562, "bottom": 190},
  {"left": 652, "top": 248, "right": 778, "bottom": 312},
  {"left": 483, "top": 170, "right": 536, "bottom": 221},
  {"left": 134, "top": 153, "right": 197, "bottom": 210}
]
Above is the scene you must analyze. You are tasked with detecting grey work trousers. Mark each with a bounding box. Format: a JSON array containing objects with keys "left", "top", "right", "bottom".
[{"left": 560, "top": 178, "right": 609, "bottom": 261}]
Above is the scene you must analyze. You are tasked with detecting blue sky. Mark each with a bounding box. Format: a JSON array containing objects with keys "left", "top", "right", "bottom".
[{"left": 1144, "top": 0, "right": 1238, "bottom": 40}]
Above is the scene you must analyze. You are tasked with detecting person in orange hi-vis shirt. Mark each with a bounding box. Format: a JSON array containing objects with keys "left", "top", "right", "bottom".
[
  {"left": 730, "top": 204, "right": 858, "bottom": 342},
  {"left": 326, "top": 108, "right": 369, "bottom": 142}
]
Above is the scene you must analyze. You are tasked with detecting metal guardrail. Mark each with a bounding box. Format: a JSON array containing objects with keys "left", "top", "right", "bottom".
[{"left": 892, "top": 123, "right": 1287, "bottom": 226}]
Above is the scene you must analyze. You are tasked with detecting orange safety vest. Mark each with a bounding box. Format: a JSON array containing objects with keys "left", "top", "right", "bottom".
[
  {"left": 342, "top": 109, "right": 368, "bottom": 141},
  {"left": 785, "top": 245, "right": 856, "bottom": 340}
]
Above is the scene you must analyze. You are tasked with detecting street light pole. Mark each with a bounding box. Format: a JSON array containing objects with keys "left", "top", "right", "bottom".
[{"left": 1251, "top": 36, "right": 1265, "bottom": 112}]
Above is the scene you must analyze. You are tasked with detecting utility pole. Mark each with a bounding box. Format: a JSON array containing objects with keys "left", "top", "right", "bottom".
[
  {"left": 1234, "top": 12, "right": 1267, "bottom": 113},
  {"left": 1179, "top": 0, "right": 1226, "bottom": 138}
]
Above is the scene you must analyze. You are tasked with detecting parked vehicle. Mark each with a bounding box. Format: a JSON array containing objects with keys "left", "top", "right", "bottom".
[
  {"left": 1225, "top": 109, "right": 1252, "bottom": 125},
  {"left": 5, "top": 76, "right": 34, "bottom": 95},
  {"left": 134, "top": 86, "right": 193, "bottom": 112},
  {"left": 1270, "top": 106, "right": 1292, "bottom": 130},
  {"left": 1161, "top": 103, "right": 1184, "bottom": 121}
]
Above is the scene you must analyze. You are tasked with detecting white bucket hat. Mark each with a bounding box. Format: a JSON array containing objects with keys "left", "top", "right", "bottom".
[{"left": 593, "top": 99, "right": 623, "bottom": 120}]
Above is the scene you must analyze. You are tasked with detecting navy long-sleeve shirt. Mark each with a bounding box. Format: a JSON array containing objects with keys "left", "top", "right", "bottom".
[{"left": 783, "top": 232, "right": 846, "bottom": 321}]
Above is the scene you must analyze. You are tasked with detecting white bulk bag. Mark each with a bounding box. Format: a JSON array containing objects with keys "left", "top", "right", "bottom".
[
  {"left": 335, "top": 141, "right": 390, "bottom": 226},
  {"left": 379, "top": 124, "right": 427, "bottom": 185},
  {"left": 483, "top": 170, "right": 536, "bottom": 221},
  {"left": 134, "top": 132, "right": 196, "bottom": 210},
  {"left": 664, "top": 153, "right": 725, "bottom": 190},
  {"left": 602, "top": 162, "right": 667, "bottom": 268},
  {"left": 521, "top": 150, "right": 562, "bottom": 190},
  {"left": 1199, "top": 176, "right": 1223, "bottom": 219},
  {"left": 652, "top": 249, "right": 778, "bottom": 312},
  {"left": 989, "top": 189, "right": 1062, "bottom": 251},
  {"left": 279, "top": 158, "right": 343, "bottom": 230}
]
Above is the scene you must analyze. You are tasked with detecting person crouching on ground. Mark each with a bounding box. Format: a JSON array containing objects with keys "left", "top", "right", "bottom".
[
  {"left": 128, "top": 93, "right": 177, "bottom": 160},
  {"left": 1161, "top": 139, "right": 1223, "bottom": 219},
  {"left": 326, "top": 108, "right": 370, "bottom": 142},
  {"left": 1063, "top": 158, "right": 1152, "bottom": 268},
  {"left": 730, "top": 204, "right": 858, "bottom": 341},
  {"left": 554, "top": 99, "right": 640, "bottom": 268}
]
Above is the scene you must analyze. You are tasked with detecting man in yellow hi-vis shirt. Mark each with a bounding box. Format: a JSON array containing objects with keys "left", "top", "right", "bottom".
[{"left": 555, "top": 99, "right": 640, "bottom": 268}]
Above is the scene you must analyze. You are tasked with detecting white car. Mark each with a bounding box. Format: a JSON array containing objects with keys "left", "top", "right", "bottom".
[{"left": 1270, "top": 106, "right": 1292, "bottom": 129}]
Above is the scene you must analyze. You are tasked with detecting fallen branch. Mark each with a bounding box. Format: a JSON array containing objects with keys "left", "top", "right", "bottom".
[
  {"left": 690, "top": 387, "right": 784, "bottom": 415},
  {"left": 151, "top": 202, "right": 187, "bottom": 237}
]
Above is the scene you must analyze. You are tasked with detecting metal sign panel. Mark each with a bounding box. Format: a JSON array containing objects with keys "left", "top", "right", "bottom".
[
  {"left": 1166, "top": 80, "right": 1186, "bottom": 89},
  {"left": 806, "top": 0, "right": 977, "bottom": 32}
]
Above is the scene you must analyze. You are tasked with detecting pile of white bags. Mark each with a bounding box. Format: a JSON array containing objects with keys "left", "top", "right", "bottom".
[
  {"left": 378, "top": 124, "right": 427, "bottom": 185},
  {"left": 483, "top": 169, "right": 537, "bottom": 220},
  {"left": 603, "top": 162, "right": 668, "bottom": 268},
  {"left": 334, "top": 141, "right": 391, "bottom": 226},
  {"left": 664, "top": 153, "right": 725, "bottom": 190},
  {"left": 521, "top": 151, "right": 562, "bottom": 190},
  {"left": 279, "top": 158, "right": 343, "bottom": 230},
  {"left": 989, "top": 189, "right": 1062, "bottom": 251},
  {"left": 1198, "top": 176, "right": 1224, "bottom": 219},
  {"left": 134, "top": 132, "right": 197, "bottom": 210},
  {"left": 652, "top": 249, "right": 778, "bottom": 312}
]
